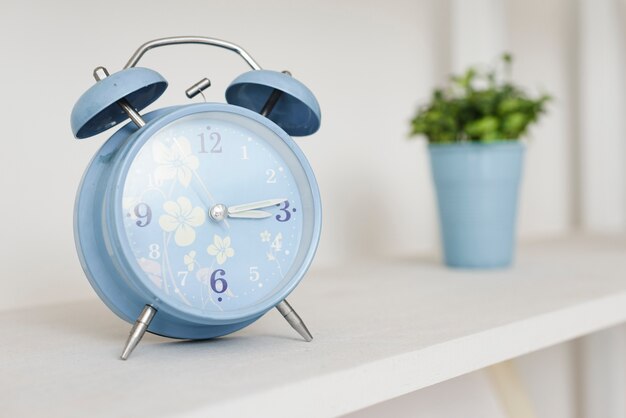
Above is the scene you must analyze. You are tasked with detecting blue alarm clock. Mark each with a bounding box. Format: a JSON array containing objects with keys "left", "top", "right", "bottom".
[{"left": 71, "top": 36, "right": 322, "bottom": 360}]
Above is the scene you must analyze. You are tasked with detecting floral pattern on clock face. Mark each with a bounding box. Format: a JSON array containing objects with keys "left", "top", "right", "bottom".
[{"left": 121, "top": 112, "right": 305, "bottom": 314}]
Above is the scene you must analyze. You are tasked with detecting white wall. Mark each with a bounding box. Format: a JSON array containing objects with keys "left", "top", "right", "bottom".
[
  {"left": 578, "top": 0, "right": 626, "bottom": 231},
  {"left": 0, "top": 0, "right": 436, "bottom": 311},
  {"left": 0, "top": 0, "right": 584, "bottom": 313}
]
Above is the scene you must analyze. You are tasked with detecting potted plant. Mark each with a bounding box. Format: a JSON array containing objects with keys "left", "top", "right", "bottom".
[{"left": 410, "top": 54, "right": 550, "bottom": 268}]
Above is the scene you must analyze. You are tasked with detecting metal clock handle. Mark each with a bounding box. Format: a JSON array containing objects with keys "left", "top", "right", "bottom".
[
  {"left": 123, "top": 36, "right": 262, "bottom": 70},
  {"left": 90, "top": 36, "right": 263, "bottom": 130}
]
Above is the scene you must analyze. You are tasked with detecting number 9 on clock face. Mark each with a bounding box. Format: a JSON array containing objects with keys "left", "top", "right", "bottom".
[{"left": 115, "top": 110, "right": 320, "bottom": 320}]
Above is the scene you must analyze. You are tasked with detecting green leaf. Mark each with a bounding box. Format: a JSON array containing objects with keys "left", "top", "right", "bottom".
[
  {"left": 502, "top": 112, "right": 528, "bottom": 138},
  {"left": 408, "top": 52, "right": 551, "bottom": 143},
  {"left": 465, "top": 116, "right": 500, "bottom": 139}
]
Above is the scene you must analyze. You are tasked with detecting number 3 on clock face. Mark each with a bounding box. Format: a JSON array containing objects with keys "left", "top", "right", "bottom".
[{"left": 116, "top": 108, "right": 320, "bottom": 321}]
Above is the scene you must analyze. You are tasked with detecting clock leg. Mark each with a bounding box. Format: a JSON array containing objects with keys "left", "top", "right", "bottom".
[
  {"left": 120, "top": 305, "right": 157, "bottom": 360},
  {"left": 276, "top": 299, "right": 313, "bottom": 342}
]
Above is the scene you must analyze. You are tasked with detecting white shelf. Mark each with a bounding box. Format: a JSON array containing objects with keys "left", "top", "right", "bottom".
[{"left": 3, "top": 235, "right": 626, "bottom": 418}]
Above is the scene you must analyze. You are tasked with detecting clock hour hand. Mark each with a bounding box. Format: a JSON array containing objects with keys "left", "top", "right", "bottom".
[{"left": 227, "top": 198, "right": 288, "bottom": 214}]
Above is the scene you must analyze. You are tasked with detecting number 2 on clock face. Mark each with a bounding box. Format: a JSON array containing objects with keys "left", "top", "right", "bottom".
[{"left": 121, "top": 112, "right": 305, "bottom": 314}]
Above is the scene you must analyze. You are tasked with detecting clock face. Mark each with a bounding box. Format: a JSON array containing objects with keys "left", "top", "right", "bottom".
[{"left": 118, "top": 110, "right": 317, "bottom": 319}]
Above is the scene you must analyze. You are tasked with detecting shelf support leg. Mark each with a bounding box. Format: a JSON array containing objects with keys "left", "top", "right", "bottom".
[
  {"left": 120, "top": 305, "right": 157, "bottom": 360},
  {"left": 487, "top": 360, "right": 537, "bottom": 418},
  {"left": 276, "top": 299, "right": 313, "bottom": 342}
]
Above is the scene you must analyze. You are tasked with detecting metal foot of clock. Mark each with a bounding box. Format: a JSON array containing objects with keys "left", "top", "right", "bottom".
[
  {"left": 120, "top": 299, "right": 311, "bottom": 360},
  {"left": 276, "top": 299, "right": 313, "bottom": 342},
  {"left": 121, "top": 305, "right": 157, "bottom": 360}
]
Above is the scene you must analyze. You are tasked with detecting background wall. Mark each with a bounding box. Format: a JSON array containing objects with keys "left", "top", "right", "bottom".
[
  {"left": 4, "top": 0, "right": 616, "bottom": 312},
  {"left": 1, "top": 0, "right": 625, "bottom": 417},
  {"left": 1, "top": 0, "right": 440, "bottom": 311}
]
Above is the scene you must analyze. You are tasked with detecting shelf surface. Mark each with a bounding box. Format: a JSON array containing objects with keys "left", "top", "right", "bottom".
[{"left": 2, "top": 235, "right": 626, "bottom": 417}]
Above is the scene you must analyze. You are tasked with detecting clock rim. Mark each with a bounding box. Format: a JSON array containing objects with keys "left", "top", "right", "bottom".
[{"left": 106, "top": 102, "right": 322, "bottom": 325}]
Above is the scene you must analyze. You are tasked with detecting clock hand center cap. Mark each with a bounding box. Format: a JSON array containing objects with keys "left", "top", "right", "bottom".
[{"left": 209, "top": 203, "right": 227, "bottom": 222}]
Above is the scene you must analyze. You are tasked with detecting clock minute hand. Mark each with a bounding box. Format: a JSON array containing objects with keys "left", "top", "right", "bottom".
[
  {"left": 228, "top": 210, "right": 272, "bottom": 219},
  {"left": 227, "top": 198, "right": 287, "bottom": 214}
]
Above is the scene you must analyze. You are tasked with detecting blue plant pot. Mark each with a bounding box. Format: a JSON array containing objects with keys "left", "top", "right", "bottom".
[{"left": 429, "top": 141, "right": 525, "bottom": 268}]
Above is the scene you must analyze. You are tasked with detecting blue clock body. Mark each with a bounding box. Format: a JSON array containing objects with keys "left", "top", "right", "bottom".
[{"left": 73, "top": 63, "right": 322, "bottom": 340}]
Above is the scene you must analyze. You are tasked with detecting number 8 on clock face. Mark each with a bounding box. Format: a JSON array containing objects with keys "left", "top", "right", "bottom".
[{"left": 71, "top": 37, "right": 322, "bottom": 359}]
